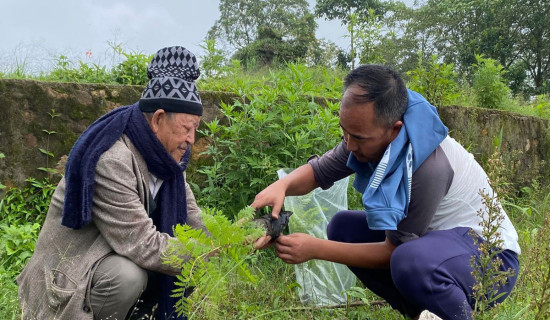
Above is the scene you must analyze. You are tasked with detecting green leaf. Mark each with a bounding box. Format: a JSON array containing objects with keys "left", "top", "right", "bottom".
[{"left": 38, "top": 149, "right": 54, "bottom": 157}]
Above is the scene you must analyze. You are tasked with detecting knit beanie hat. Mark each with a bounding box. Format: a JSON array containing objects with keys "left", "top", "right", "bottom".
[{"left": 139, "top": 46, "right": 203, "bottom": 116}]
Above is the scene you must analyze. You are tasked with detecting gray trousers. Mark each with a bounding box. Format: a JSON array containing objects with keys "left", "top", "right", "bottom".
[{"left": 90, "top": 255, "right": 149, "bottom": 320}]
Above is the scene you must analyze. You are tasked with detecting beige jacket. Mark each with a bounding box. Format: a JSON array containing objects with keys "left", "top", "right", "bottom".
[{"left": 17, "top": 135, "right": 204, "bottom": 320}]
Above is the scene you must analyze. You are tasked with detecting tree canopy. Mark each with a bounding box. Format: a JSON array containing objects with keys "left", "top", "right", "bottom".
[
  {"left": 207, "top": 0, "right": 317, "bottom": 66},
  {"left": 205, "top": 0, "right": 549, "bottom": 94}
]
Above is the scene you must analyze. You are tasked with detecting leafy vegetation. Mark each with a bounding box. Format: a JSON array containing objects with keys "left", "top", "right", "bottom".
[
  {"left": 1, "top": 38, "right": 550, "bottom": 319},
  {"left": 196, "top": 63, "right": 343, "bottom": 217},
  {"left": 407, "top": 53, "right": 459, "bottom": 107},
  {"left": 165, "top": 206, "right": 263, "bottom": 319},
  {"left": 0, "top": 178, "right": 55, "bottom": 320},
  {"left": 472, "top": 55, "right": 511, "bottom": 110}
]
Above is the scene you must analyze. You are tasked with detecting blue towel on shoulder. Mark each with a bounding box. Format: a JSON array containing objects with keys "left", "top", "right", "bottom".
[{"left": 347, "top": 90, "right": 448, "bottom": 230}]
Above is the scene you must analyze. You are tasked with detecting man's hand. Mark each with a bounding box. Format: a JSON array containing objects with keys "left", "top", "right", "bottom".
[
  {"left": 275, "top": 233, "right": 318, "bottom": 264},
  {"left": 252, "top": 233, "right": 273, "bottom": 250},
  {"left": 250, "top": 180, "right": 288, "bottom": 219}
]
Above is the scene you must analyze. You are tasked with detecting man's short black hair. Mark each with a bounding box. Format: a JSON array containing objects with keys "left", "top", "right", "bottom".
[{"left": 343, "top": 65, "right": 408, "bottom": 128}]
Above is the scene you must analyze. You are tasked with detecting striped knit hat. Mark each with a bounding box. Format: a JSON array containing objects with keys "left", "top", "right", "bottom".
[{"left": 139, "top": 46, "right": 203, "bottom": 116}]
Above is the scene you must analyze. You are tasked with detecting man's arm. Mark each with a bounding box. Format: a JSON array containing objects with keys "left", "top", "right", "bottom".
[
  {"left": 251, "top": 163, "right": 319, "bottom": 217},
  {"left": 274, "top": 233, "right": 395, "bottom": 269},
  {"left": 251, "top": 140, "right": 353, "bottom": 216}
]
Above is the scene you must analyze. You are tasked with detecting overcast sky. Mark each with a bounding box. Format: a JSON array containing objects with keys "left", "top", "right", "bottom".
[{"left": 0, "top": 0, "right": 412, "bottom": 74}]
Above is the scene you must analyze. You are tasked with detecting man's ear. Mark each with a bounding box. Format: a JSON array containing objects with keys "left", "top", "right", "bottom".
[
  {"left": 150, "top": 109, "right": 166, "bottom": 134},
  {"left": 390, "top": 120, "right": 403, "bottom": 140}
]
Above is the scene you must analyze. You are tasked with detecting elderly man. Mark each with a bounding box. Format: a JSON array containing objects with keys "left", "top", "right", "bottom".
[
  {"left": 252, "top": 65, "right": 520, "bottom": 320},
  {"left": 18, "top": 46, "right": 204, "bottom": 320}
]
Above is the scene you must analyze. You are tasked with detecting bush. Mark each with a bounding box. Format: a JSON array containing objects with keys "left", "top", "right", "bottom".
[
  {"left": 199, "top": 39, "right": 228, "bottom": 79},
  {"left": 0, "top": 178, "right": 54, "bottom": 227},
  {"left": 0, "top": 178, "right": 54, "bottom": 277},
  {"left": 472, "top": 55, "right": 511, "bottom": 109},
  {"left": 406, "top": 53, "right": 460, "bottom": 107},
  {"left": 532, "top": 94, "right": 550, "bottom": 119},
  {"left": 47, "top": 55, "right": 114, "bottom": 84},
  {"left": 0, "top": 223, "right": 40, "bottom": 276},
  {"left": 111, "top": 49, "right": 151, "bottom": 85},
  {"left": 196, "top": 63, "right": 342, "bottom": 217}
]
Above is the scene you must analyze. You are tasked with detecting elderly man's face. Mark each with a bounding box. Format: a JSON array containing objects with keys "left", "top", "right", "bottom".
[
  {"left": 339, "top": 84, "right": 402, "bottom": 163},
  {"left": 150, "top": 110, "right": 200, "bottom": 162}
]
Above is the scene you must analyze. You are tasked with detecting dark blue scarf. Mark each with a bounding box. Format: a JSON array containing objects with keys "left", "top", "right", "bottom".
[{"left": 62, "top": 103, "right": 188, "bottom": 319}]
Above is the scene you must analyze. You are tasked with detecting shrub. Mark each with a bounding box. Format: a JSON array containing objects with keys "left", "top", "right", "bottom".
[
  {"left": 407, "top": 53, "right": 460, "bottom": 107},
  {"left": 0, "top": 178, "right": 55, "bottom": 227},
  {"left": 111, "top": 49, "right": 151, "bottom": 85},
  {"left": 199, "top": 39, "right": 228, "bottom": 79},
  {"left": 164, "top": 206, "right": 263, "bottom": 319},
  {"left": 196, "top": 63, "right": 342, "bottom": 217},
  {"left": 472, "top": 55, "right": 511, "bottom": 109},
  {"left": 0, "top": 223, "right": 40, "bottom": 276}
]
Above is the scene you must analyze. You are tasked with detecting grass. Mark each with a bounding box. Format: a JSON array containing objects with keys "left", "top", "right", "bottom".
[
  {"left": 173, "top": 248, "right": 403, "bottom": 320},
  {"left": 2, "top": 180, "right": 548, "bottom": 320},
  {"left": 0, "top": 269, "right": 20, "bottom": 320}
]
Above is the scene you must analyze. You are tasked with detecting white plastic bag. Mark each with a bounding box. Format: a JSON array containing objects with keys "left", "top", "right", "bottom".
[{"left": 277, "top": 168, "right": 356, "bottom": 305}]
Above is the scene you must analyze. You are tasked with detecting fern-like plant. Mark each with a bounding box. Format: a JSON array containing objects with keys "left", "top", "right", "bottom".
[{"left": 163, "top": 206, "right": 264, "bottom": 319}]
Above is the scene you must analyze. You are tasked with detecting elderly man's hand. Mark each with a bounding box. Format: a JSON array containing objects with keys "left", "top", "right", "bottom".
[{"left": 252, "top": 233, "right": 273, "bottom": 250}]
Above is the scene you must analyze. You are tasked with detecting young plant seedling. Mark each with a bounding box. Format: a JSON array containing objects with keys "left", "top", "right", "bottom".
[{"left": 252, "top": 210, "right": 293, "bottom": 240}]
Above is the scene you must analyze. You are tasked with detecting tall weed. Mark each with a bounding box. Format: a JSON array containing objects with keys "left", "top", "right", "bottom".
[
  {"left": 521, "top": 214, "right": 550, "bottom": 320},
  {"left": 111, "top": 47, "right": 151, "bottom": 85},
  {"left": 472, "top": 55, "right": 510, "bottom": 110},
  {"left": 469, "top": 145, "right": 516, "bottom": 319},
  {"left": 407, "top": 53, "right": 460, "bottom": 107}
]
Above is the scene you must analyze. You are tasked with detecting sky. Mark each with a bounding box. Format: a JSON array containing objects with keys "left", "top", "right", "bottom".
[{"left": 0, "top": 0, "right": 355, "bottom": 74}]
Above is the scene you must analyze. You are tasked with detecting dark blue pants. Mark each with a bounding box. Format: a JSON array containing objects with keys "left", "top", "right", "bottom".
[{"left": 327, "top": 210, "right": 519, "bottom": 320}]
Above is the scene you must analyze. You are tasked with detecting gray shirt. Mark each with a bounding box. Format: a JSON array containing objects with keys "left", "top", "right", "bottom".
[{"left": 308, "top": 139, "right": 454, "bottom": 246}]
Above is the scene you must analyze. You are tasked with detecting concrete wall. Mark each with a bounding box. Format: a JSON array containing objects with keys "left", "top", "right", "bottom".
[{"left": 1, "top": 79, "right": 548, "bottom": 191}]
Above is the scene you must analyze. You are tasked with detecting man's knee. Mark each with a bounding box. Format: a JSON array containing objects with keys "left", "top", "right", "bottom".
[
  {"left": 91, "top": 254, "right": 148, "bottom": 317},
  {"left": 327, "top": 211, "right": 350, "bottom": 241},
  {"left": 94, "top": 255, "right": 148, "bottom": 293},
  {"left": 391, "top": 242, "right": 432, "bottom": 295}
]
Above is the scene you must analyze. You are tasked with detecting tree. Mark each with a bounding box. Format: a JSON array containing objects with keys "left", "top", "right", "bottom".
[
  {"left": 414, "top": 0, "right": 518, "bottom": 69},
  {"left": 315, "top": 0, "right": 419, "bottom": 71},
  {"left": 412, "top": 0, "right": 549, "bottom": 94},
  {"left": 513, "top": 0, "right": 550, "bottom": 94},
  {"left": 207, "top": 0, "right": 317, "bottom": 67},
  {"left": 346, "top": 10, "right": 385, "bottom": 69},
  {"left": 315, "top": 0, "right": 386, "bottom": 24}
]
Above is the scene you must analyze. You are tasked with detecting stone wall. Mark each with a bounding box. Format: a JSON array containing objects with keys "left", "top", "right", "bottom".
[
  {"left": 1, "top": 79, "right": 548, "bottom": 191},
  {"left": 438, "top": 106, "right": 549, "bottom": 186}
]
